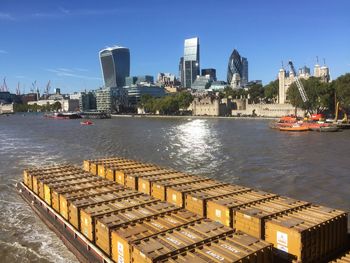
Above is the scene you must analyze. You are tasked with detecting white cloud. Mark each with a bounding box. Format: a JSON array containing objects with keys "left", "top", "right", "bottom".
[
  {"left": 46, "top": 68, "right": 101, "bottom": 81},
  {"left": 0, "top": 12, "right": 15, "bottom": 20}
]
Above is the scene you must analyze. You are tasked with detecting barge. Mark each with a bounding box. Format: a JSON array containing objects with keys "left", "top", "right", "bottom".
[
  {"left": 17, "top": 158, "right": 349, "bottom": 262},
  {"left": 16, "top": 181, "right": 112, "bottom": 263}
]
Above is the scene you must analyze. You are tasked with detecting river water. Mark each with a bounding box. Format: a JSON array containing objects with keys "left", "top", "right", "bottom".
[{"left": 0, "top": 114, "right": 349, "bottom": 262}]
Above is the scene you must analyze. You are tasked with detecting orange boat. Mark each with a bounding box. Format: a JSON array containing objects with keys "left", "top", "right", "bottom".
[{"left": 279, "top": 125, "right": 309, "bottom": 132}]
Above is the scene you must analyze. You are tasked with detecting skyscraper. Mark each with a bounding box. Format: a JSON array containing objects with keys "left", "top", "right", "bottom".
[
  {"left": 183, "top": 37, "right": 200, "bottom": 88},
  {"left": 227, "top": 49, "right": 248, "bottom": 88},
  {"left": 241, "top": 57, "right": 249, "bottom": 86},
  {"left": 178, "top": 57, "right": 184, "bottom": 86},
  {"left": 99, "top": 46, "right": 130, "bottom": 88}
]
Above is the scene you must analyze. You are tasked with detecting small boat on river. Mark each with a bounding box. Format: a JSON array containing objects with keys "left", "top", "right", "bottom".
[
  {"left": 45, "top": 112, "right": 81, "bottom": 119},
  {"left": 80, "top": 120, "right": 94, "bottom": 126},
  {"left": 279, "top": 125, "right": 309, "bottom": 132}
]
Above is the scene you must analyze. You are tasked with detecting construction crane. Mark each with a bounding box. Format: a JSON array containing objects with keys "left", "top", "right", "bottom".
[
  {"left": 288, "top": 61, "right": 309, "bottom": 103},
  {"left": 45, "top": 80, "right": 51, "bottom": 98},
  {"left": 16, "top": 82, "right": 21, "bottom": 95},
  {"left": 1, "top": 77, "right": 8, "bottom": 92}
]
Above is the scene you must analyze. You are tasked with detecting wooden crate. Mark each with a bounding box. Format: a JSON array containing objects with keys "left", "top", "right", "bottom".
[
  {"left": 235, "top": 196, "right": 310, "bottom": 239},
  {"left": 151, "top": 176, "right": 209, "bottom": 201},
  {"left": 184, "top": 184, "right": 250, "bottom": 217},
  {"left": 94, "top": 202, "right": 179, "bottom": 254},
  {"left": 111, "top": 209, "right": 201, "bottom": 262},
  {"left": 67, "top": 188, "right": 141, "bottom": 228},
  {"left": 43, "top": 176, "right": 103, "bottom": 206},
  {"left": 131, "top": 219, "right": 233, "bottom": 263},
  {"left": 138, "top": 173, "right": 192, "bottom": 195},
  {"left": 24, "top": 165, "right": 79, "bottom": 191},
  {"left": 49, "top": 179, "right": 115, "bottom": 211},
  {"left": 206, "top": 190, "right": 278, "bottom": 227},
  {"left": 83, "top": 157, "right": 125, "bottom": 172},
  {"left": 97, "top": 160, "right": 142, "bottom": 178},
  {"left": 166, "top": 180, "right": 227, "bottom": 207},
  {"left": 124, "top": 167, "right": 170, "bottom": 189},
  {"left": 159, "top": 231, "right": 273, "bottom": 263},
  {"left": 36, "top": 171, "right": 91, "bottom": 198},
  {"left": 80, "top": 195, "right": 158, "bottom": 241},
  {"left": 265, "top": 205, "right": 348, "bottom": 262}
]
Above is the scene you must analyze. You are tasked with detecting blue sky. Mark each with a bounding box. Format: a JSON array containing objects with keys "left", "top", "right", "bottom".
[{"left": 0, "top": 0, "right": 349, "bottom": 94}]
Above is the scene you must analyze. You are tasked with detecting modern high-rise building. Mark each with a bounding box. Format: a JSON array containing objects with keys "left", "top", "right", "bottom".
[
  {"left": 183, "top": 37, "right": 200, "bottom": 88},
  {"left": 99, "top": 46, "right": 130, "bottom": 88},
  {"left": 227, "top": 49, "right": 248, "bottom": 88},
  {"left": 201, "top": 68, "right": 217, "bottom": 81},
  {"left": 178, "top": 57, "right": 184, "bottom": 86},
  {"left": 241, "top": 57, "right": 249, "bottom": 86}
]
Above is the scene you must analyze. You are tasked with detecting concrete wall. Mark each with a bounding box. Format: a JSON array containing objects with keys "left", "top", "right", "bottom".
[
  {"left": 232, "top": 102, "right": 305, "bottom": 117},
  {"left": 191, "top": 97, "right": 220, "bottom": 116}
]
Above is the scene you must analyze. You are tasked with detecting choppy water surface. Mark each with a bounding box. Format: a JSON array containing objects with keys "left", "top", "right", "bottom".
[{"left": 0, "top": 114, "right": 349, "bottom": 262}]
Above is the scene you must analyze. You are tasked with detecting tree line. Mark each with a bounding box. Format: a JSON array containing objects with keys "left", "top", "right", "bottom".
[
  {"left": 139, "top": 92, "right": 193, "bottom": 115},
  {"left": 14, "top": 101, "right": 62, "bottom": 112},
  {"left": 222, "top": 73, "right": 350, "bottom": 115}
]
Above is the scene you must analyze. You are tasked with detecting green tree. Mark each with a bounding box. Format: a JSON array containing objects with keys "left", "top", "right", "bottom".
[
  {"left": 247, "top": 84, "right": 264, "bottom": 104},
  {"left": 287, "top": 77, "right": 332, "bottom": 113},
  {"left": 175, "top": 92, "right": 193, "bottom": 109},
  {"left": 51, "top": 101, "right": 62, "bottom": 112},
  {"left": 264, "top": 80, "right": 279, "bottom": 103},
  {"left": 334, "top": 73, "right": 350, "bottom": 111}
]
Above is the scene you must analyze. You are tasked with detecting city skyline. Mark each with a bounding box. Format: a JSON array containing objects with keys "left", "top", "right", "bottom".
[{"left": 0, "top": 0, "right": 349, "bottom": 94}]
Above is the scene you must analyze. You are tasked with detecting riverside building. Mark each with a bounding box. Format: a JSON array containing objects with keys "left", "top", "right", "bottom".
[{"left": 95, "top": 87, "right": 128, "bottom": 113}]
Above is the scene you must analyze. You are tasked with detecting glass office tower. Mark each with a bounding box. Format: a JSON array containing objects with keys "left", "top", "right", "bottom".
[
  {"left": 241, "top": 57, "right": 249, "bottom": 86},
  {"left": 99, "top": 46, "right": 130, "bottom": 87},
  {"left": 227, "top": 49, "right": 242, "bottom": 85},
  {"left": 183, "top": 37, "right": 200, "bottom": 88},
  {"left": 227, "top": 49, "right": 248, "bottom": 87}
]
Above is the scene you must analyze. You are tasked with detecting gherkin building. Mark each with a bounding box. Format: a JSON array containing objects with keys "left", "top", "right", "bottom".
[{"left": 227, "top": 49, "right": 243, "bottom": 84}]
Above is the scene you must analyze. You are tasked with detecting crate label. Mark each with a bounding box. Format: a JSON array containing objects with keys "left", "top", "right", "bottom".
[
  {"left": 277, "top": 244, "right": 288, "bottom": 253},
  {"left": 151, "top": 222, "right": 164, "bottom": 229},
  {"left": 206, "top": 250, "right": 225, "bottom": 261},
  {"left": 243, "top": 214, "right": 251, "bottom": 220},
  {"left": 166, "top": 236, "right": 182, "bottom": 246},
  {"left": 180, "top": 231, "right": 198, "bottom": 240},
  {"left": 117, "top": 241, "right": 124, "bottom": 263},
  {"left": 277, "top": 231, "right": 288, "bottom": 246},
  {"left": 172, "top": 194, "right": 177, "bottom": 201},
  {"left": 215, "top": 209, "right": 222, "bottom": 218},
  {"left": 165, "top": 217, "right": 178, "bottom": 224},
  {"left": 139, "top": 209, "right": 150, "bottom": 215},
  {"left": 220, "top": 243, "right": 239, "bottom": 253}
]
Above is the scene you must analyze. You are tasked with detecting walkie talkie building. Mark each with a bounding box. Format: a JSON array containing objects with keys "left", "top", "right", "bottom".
[{"left": 99, "top": 46, "right": 130, "bottom": 88}]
